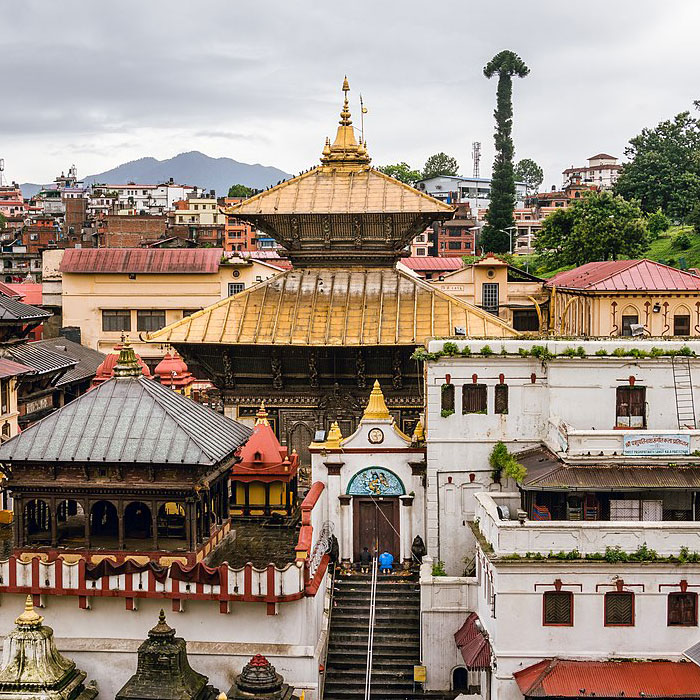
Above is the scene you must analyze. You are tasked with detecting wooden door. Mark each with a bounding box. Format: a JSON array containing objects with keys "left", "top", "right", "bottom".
[
  {"left": 353, "top": 497, "right": 400, "bottom": 562},
  {"left": 288, "top": 422, "right": 313, "bottom": 467}
]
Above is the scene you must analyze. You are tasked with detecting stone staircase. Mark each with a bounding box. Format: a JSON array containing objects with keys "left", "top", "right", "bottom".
[{"left": 323, "top": 572, "right": 456, "bottom": 700}]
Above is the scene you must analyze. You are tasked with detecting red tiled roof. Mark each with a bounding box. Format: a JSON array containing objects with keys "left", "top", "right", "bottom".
[
  {"left": 589, "top": 153, "right": 616, "bottom": 160},
  {"left": 401, "top": 257, "right": 464, "bottom": 271},
  {"left": 546, "top": 259, "right": 700, "bottom": 291},
  {"left": 454, "top": 613, "right": 491, "bottom": 670},
  {"left": 60, "top": 248, "right": 223, "bottom": 274},
  {"left": 515, "top": 659, "right": 700, "bottom": 698}
]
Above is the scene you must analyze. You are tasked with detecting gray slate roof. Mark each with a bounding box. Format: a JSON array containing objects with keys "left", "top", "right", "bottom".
[
  {"left": 31, "top": 338, "right": 106, "bottom": 386},
  {"left": 5, "top": 343, "right": 77, "bottom": 376},
  {"left": 0, "top": 296, "right": 51, "bottom": 322},
  {"left": 0, "top": 376, "right": 252, "bottom": 466}
]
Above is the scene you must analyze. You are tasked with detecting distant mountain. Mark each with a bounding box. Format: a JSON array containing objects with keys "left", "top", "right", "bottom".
[{"left": 21, "top": 151, "right": 292, "bottom": 198}]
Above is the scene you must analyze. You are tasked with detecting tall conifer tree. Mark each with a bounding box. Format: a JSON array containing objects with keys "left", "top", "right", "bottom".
[{"left": 481, "top": 51, "right": 529, "bottom": 254}]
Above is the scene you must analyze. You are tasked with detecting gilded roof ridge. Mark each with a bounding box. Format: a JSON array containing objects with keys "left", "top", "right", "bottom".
[{"left": 370, "top": 167, "right": 454, "bottom": 212}]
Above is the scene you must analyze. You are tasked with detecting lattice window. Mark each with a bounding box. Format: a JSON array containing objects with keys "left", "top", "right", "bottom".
[
  {"left": 482, "top": 283, "right": 499, "bottom": 314},
  {"left": 543, "top": 591, "right": 573, "bottom": 626},
  {"left": 463, "top": 384, "right": 487, "bottom": 414},
  {"left": 605, "top": 592, "right": 634, "bottom": 626},
  {"left": 494, "top": 384, "right": 509, "bottom": 414},
  {"left": 441, "top": 384, "right": 455, "bottom": 413},
  {"left": 668, "top": 592, "right": 697, "bottom": 626}
]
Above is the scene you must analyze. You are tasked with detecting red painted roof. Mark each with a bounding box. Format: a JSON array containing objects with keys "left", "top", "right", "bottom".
[
  {"left": 589, "top": 153, "right": 616, "bottom": 160},
  {"left": 0, "top": 283, "right": 23, "bottom": 299},
  {"left": 515, "top": 659, "right": 700, "bottom": 698},
  {"left": 0, "top": 358, "right": 33, "bottom": 379},
  {"left": 547, "top": 259, "right": 700, "bottom": 291},
  {"left": 454, "top": 613, "right": 491, "bottom": 670},
  {"left": 401, "top": 257, "right": 464, "bottom": 271},
  {"left": 60, "top": 248, "right": 223, "bottom": 274},
  {"left": 5, "top": 283, "right": 41, "bottom": 305}
]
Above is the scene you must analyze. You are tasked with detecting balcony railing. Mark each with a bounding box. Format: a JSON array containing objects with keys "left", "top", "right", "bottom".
[{"left": 474, "top": 491, "right": 700, "bottom": 557}]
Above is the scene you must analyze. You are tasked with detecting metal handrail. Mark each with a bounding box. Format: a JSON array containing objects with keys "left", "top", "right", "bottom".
[
  {"left": 364, "top": 555, "right": 378, "bottom": 700},
  {"left": 318, "top": 562, "right": 336, "bottom": 700}
]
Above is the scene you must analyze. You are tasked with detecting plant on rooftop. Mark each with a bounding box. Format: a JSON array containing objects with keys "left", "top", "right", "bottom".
[
  {"left": 530, "top": 345, "right": 554, "bottom": 362},
  {"left": 431, "top": 560, "right": 447, "bottom": 576},
  {"left": 442, "top": 341, "right": 459, "bottom": 356},
  {"left": 489, "top": 441, "right": 527, "bottom": 483},
  {"left": 440, "top": 409, "right": 455, "bottom": 418},
  {"left": 480, "top": 345, "right": 494, "bottom": 356}
]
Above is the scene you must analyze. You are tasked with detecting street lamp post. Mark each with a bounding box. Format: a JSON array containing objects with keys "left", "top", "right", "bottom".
[{"left": 498, "top": 226, "right": 518, "bottom": 254}]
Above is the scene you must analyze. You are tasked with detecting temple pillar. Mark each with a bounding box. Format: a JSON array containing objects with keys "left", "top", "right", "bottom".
[
  {"left": 118, "top": 501, "right": 125, "bottom": 550},
  {"left": 152, "top": 501, "right": 159, "bottom": 551},
  {"left": 338, "top": 494, "right": 352, "bottom": 563},
  {"left": 50, "top": 498, "right": 57, "bottom": 547},
  {"left": 244, "top": 483, "right": 250, "bottom": 517},
  {"left": 83, "top": 499, "right": 91, "bottom": 549},
  {"left": 264, "top": 483, "right": 270, "bottom": 516},
  {"left": 15, "top": 497, "right": 23, "bottom": 548},
  {"left": 325, "top": 460, "right": 343, "bottom": 557},
  {"left": 400, "top": 495, "right": 414, "bottom": 565}
]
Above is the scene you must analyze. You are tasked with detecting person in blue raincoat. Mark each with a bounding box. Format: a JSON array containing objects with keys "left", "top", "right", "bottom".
[{"left": 378, "top": 550, "right": 394, "bottom": 574}]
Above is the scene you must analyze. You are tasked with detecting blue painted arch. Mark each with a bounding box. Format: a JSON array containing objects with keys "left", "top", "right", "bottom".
[{"left": 347, "top": 467, "right": 405, "bottom": 496}]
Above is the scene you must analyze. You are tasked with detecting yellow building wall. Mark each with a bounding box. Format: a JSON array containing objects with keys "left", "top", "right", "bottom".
[{"left": 60, "top": 257, "right": 281, "bottom": 359}]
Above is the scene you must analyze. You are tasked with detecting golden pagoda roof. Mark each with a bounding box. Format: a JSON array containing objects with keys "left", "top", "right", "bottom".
[
  {"left": 362, "top": 380, "right": 391, "bottom": 420},
  {"left": 146, "top": 266, "right": 518, "bottom": 347}
]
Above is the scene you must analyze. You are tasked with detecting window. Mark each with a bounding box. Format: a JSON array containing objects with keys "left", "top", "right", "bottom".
[
  {"left": 621, "top": 314, "right": 638, "bottom": 336},
  {"left": 416, "top": 248, "right": 426, "bottom": 256},
  {"left": 448, "top": 241, "right": 462, "bottom": 250},
  {"left": 494, "top": 384, "right": 508, "bottom": 414},
  {"left": 136, "top": 310, "right": 166, "bottom": 332},
  {"left": 102, "top": 310, "right": 131, "bottom": 332},
  {"left": 482, "top": 283, "right": 499, "bottom": 314},
  {"left": 463, "top": 384, "right": 487, "bottom": 414},
  {"left": 668, "top": 592, "right": 697, "bottom": 626},
  {"left": 0, "top": 422, "right": 10, "bottom": 442},
  {"left": 616, "top": 386, "right": 646, "bottom": 428},
  {"left": 513, "top": 309, "right": 540, "bottom": 332},
  {"left": 0, "top": 380, "right": 9, "bottom": 415},
  {"left": 228, "top": 282, "right": 245, "bottom": 296},
  {"left": 605, "top": 592, "right": 634, "bottom": 626},
  {"left": 674, "top": 314, "right": 691, "bottom": 336},
  {"left": 441, "top": 384, "right": 455, "bottom": 413},
  {"left": 543, "top": 591, "right": 573, "bottom": 626}
]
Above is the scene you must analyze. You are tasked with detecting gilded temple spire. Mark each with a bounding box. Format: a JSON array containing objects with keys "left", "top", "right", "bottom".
[
  {"left": 362, "top": 380, "right": 391, "bottom": 421},
  {"left": 321, "top": 77, "right": 371, "bottom": 167}
]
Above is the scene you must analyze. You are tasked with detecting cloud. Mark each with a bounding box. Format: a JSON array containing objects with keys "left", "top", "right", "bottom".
[{"left": 4, "top": 0, "right": 700, "bottom": 187}]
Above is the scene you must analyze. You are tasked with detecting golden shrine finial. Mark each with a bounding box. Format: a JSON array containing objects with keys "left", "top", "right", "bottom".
[
  {"left": 255, "top": 400, "right": 269, "bottom": 426},
  {"left": 15, "top": 595, "right": 43, "bottom": 627},
  {"left": 113, "top": 337, "right": 142, "bottom": 378},
  {"left": 362, "top": 380, "right": 391, "bottom": 421},
  {"left": 411, "top": 419, "right": 425, "bottom": 444},
  {"left": 320, "top": 78, "right": 371, "bottom": 167},
  {"left": 324, "top": 421, "right": 344, "bottom": 449}
]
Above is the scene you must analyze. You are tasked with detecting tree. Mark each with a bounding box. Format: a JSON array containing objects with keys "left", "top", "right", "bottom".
[
  {"left": 514, "top": 158, "right": 543, "bottom": 196},
  {"left": 377, "top": 162, "right": 422, "bottom": 186},
  {"left": 421, "top": 153, "right": 459, "bottom": 180},
  {"left": 647, "top": 208, "right": 671, "bottom": 238},
  {"left": 614, "top": 110, "right": 700, "bottom": 220},
  {"left": 0, "top": 213, "right": 5, "bottom": 231},
  {"left": 688, "top": 202, "right": 700, "bottom": 235},
  {"left": 534, "top": 190, "right": 649, "bottom": 268},
  {"left": 227, "top": 184, "right": 254, "bottom": 198},
  {"left": 481, "top": 50, "right": 530, "bottom": 254}
]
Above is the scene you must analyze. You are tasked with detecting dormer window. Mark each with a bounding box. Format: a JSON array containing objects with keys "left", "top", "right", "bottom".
[{"left": 254, "top": 451, "right": 262, "bottom": 462}]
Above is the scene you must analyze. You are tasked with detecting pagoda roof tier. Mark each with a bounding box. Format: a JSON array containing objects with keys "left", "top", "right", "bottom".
[
  {"left": 146, "top": 267, "right": 518, "bottom": 347},
  {"left": 224, "top": 79, "right": 453, "bottom": 266}
]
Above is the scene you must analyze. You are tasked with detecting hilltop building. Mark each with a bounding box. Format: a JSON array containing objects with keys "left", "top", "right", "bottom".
[
  {"left": 563, "top": 153, "right": 621, "bottom": 190},
  {"left": 147, "top": 80, "right": 518, "bottom": 462}
]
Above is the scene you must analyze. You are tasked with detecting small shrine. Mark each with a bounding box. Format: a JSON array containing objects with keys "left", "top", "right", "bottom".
[
  {"left": 91, "top": 338, "right": 151, "bottom": 387},
  {"left": 116, "top": 610, "right": 219, "bottom": 700},
  {"left": 0, "top": 596, "right": 97, "bottom": 700},
  {"left": 310, "top": 380, "right": 426, "bottom": 566},
  {"left": 231, "top": 403, "right": 299, "bottom": 517},
  {"left": 0, "top": 340, "right": 252, "bottom": 563},
  {"left": 154, "top": 352, "right": 195, "bottom": 395},
  {"left": 224, "top": 654, "right": 297, "bottom": 700}
]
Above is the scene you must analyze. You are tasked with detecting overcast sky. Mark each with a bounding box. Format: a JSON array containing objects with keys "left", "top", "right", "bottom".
[{"left": 3, "top": 1, "right": 700, "bottom": 188}]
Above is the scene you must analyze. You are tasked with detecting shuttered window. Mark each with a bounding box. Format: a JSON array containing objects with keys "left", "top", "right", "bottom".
[
  {"left": 668, "top": 592, "right": 698, "bottom": 626},
  {"left": 543, "top": 591, "right": 573, "bottom": 626},
  {"left": 441, "top": 384, "right": 455, "bottom": 413},
  {"left": 494, "top": 384, "right": 509, "bottom": 414},
  {"left": 605, "top": 592, "right": 634, "bottom": 626},
  {"left": 674, "top": 315, "right": 691, "bottom": 336},
  {"left": 616, "top": 386, "right": 646, "bottom": 428},
  {"left": 463, "top": 384, "right": 487, "bottom": 414}
]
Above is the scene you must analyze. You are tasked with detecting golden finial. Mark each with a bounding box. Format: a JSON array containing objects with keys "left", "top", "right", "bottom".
[
  {"left": 255, "top": 400, "right": 269, "bottom": 426},
  {"left": 320, "top": 78, "right": 370, "bottom": 167},
  {"left": 15, "top": 595, "right": 43, "bottom": 627},
  {"left": 412, "top": 420, "right": 425, "bottom": 444},
  {"left": 362, "top": 380, "right": 391, "bottom": 421},
  {"left": 324, "top": 421, "right": 344, "bottom": 449},
  {"left": 218, "top": 693, "right": 228, "bottom": 700},
  {"left": 113, "top": 337, "right": 141, "bottom": 378}
]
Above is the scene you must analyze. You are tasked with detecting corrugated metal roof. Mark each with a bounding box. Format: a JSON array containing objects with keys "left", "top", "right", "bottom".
[
  {"left": 0, "top": 283, "right": 23, "bottom": 299},
  {"left": 519, "top": 446, "right": 700, "bottom": 490},
  {"left": 401, "top": 257, "right": 464, "bottom": 272},
  {"left": 60, "top": 248, "right": 223, "bottom": 274},
  {"left": 146, "top": 267, "right": 518, "bottom": 347},
  {"left": 515, "top": 659, "right": 700, "bottom": 698},
  {"left": 0, "top": 375, "right": 252, "bottom": 466},
  {"left": 547, "top": 259, "right": 700, "bottom": 291},
  {"left": 227, "top": 167, "right": 454, "bottom": 216},
  {"left": 0, "top": 358, "right": 33, "bottom": 379},
  {"left": 31, "top": 338, "right": 106, "bottom": 386},
  {"left": 454, "top": 613, "right": 491, "bottom": 670},
  {"left": 6, "top": 343, "right": 77, "bottom": 376},
  {"left": 0, "top": 296, "right": 51, "bottom": 322}
]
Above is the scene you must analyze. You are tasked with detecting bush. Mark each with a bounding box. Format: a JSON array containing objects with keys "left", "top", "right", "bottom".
[
  {"left": 675, "top": 232, "right": 692, "bottom": 250},
  {"left": 442, "top": 342, "right": 459, "bottom": 355},
  {"left": 647, "top": 208, "right": 670, "bottom": 237},
  {"left": 440, "top": 409, "right": 455, "bottom": 418},
  {"left": 530, "top": 345, "right": 554, "bottom": 362},
  {"left": 489, "top": 441, "right": 527, "bottom": 483},
  {"left": 480, "top": 345, "right": 493, "bottom": 356},
  {"left": 431, "top": 560, "right": 447, "bottom": 576}
]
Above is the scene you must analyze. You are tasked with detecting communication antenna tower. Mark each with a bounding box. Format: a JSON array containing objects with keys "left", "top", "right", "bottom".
[
  {"left": 0, "top": 159, "right": 5, "bottom": 187},
  {"left": 472, "top": 142, "right": 481, "bottom": 179}
]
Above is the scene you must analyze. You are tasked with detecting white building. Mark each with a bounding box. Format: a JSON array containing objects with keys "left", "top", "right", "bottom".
[
  {"left": 562, "top": 153, "right": 622, "bottom": 190},
  {"left": 420, "top": 338, "right": 700, "bottom": 698},
  {"left": 90, "top": 182, "right": 202, "bottom": 215},
  {"left": 416, "top": 175, "right": 528, "bottom": 213}
]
